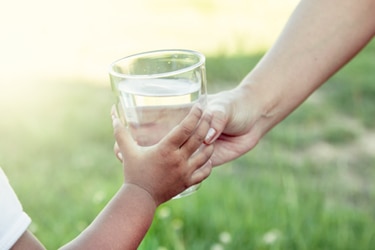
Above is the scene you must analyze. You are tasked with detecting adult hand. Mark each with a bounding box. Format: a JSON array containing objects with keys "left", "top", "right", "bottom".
[{"left": 204, "top": 85, "right": 266, "bottom": 167}]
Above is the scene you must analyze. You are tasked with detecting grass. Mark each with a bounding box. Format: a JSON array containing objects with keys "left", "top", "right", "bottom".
[{"left": 1, "top": 26, "right": 375, "bottom": 250}]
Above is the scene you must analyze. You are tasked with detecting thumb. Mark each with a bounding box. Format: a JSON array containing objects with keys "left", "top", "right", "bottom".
[
  {"left": 204, "top": 96, "right": 229, "bottom": 144},
  {"left": 111, "top": 105, "right": 136, "bottom": 157}
]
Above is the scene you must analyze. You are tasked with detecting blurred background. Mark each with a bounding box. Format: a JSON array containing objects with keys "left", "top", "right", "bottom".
[
  {"left": 1, "top": 0, "right": 374, "bottom": 249},
  {"left": 0, "top": 0, "right": 297, "bottom": 84}
]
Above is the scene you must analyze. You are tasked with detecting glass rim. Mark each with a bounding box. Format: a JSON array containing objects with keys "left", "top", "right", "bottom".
[{"left": 109, "top": 49, "right": 205, "bottom": 79}]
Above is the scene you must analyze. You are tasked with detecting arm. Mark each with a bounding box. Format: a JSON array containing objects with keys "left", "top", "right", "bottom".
[
  {"left": 206, "top": 0, "right": 375, "bottom": 166},
  {"left": 59, "top": 184, "right": 157, "bottom": 250},
  {"left": 11, "top": 231, "right": 45, "bottom": 250},
  {"left": 12, "top": 105, "right": 213, "bottom": 250},
  {"left": 243, "top": 0, "right": 375, "bottom": 131},
  {"left": 59, "top": 105, "right": 213, "bottom": 250},
  {"left": 12, "top": 184, "right": 158, "bottom": 250}
]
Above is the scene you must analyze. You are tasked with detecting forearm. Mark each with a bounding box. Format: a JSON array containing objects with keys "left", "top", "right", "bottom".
[
  {"left": 60, "top": 184, "right": 157, "bottom": 250},
  {"left": 242, "top": 0, "right": 375, "bottom": 135},
  {"left": 10, "top": 231, "right": 45, "bottom": 250}
]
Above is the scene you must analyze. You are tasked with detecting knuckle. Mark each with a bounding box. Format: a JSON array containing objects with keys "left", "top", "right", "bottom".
[
  {"left": 181, "top": 124, "right": 194, "bottom": 137},
  {"left": 203, "top": 144, "right": 214, "bottom": 158},
  {"left": 193, "top": 132, "right": 206, "bottom": 143}
]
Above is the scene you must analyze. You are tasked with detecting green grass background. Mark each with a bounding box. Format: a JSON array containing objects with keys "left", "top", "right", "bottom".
[
  {"left": 1, "top": 1, "right": 375, "bottom": 249},
  {"left": 1, "top": 39, "right": 374, "bottom": 250}
]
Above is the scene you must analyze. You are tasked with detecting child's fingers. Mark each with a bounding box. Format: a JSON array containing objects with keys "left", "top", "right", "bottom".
[
  {"left": 189, "top": 159, "right": 213, "bottom": 186},
  {"left": 186, "top": 143, "right": 214, "bottom": 186},
  {"left": 189, "top": 143, "right": 214, "bottom": 170},
  {"left": 161, "top": 104, "right": 203, "bottom": 148},
  {"left": 180, "top": 111, "right": 212, "bottom": 155}
]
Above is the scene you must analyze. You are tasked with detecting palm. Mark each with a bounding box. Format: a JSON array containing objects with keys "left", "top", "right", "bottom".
[
  {"left": 210, "top": 132, "right": 258, "bottom": 167},
  {"left": 206, "top": 89, "right": 260, "bottom": 167}
]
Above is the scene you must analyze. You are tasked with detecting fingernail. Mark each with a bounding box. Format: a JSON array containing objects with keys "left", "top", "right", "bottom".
[
  {"left": 112, "top": 116, "right": 119, "bottom": 126},
  {"left": 204, "top": 128, "right": 216, "bottom": 144},
  {"left": 117, "top": 152, "right": 123, "bottom": 161}
]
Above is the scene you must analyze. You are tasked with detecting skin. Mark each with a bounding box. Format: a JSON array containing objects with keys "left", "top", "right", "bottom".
[
  {"left": 204, "top": 0, "right": 375, "bottom": 166},
  {"left": 11, "top": 105, "right": 213, "bottom": 250}
]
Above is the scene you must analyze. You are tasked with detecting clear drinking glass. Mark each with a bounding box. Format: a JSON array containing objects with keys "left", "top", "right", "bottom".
[{"left": 109, "top": 49, "right": 207, "bottom": 198}]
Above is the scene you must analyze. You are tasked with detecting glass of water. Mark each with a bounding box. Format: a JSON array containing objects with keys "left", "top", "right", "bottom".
[{"left": 109, "top": 49, "right": 207, "bottom": 198}]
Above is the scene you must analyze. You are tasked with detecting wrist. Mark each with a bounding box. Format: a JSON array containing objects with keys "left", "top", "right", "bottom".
[
  {"left": 122, "top": 183, "right": 159, "bottom": 209},
  {"left": 237, "top": 77, "right": 282, "bottom": 137}
]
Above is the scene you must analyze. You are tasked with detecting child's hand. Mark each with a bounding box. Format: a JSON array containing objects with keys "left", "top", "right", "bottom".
[{"left": 112, "top": 105, "right": 214, "bottom": 206}]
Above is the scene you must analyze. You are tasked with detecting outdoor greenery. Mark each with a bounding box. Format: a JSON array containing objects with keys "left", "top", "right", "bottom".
[{"left": 1, "top": 40, "right": 374, "bottom": 249}]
